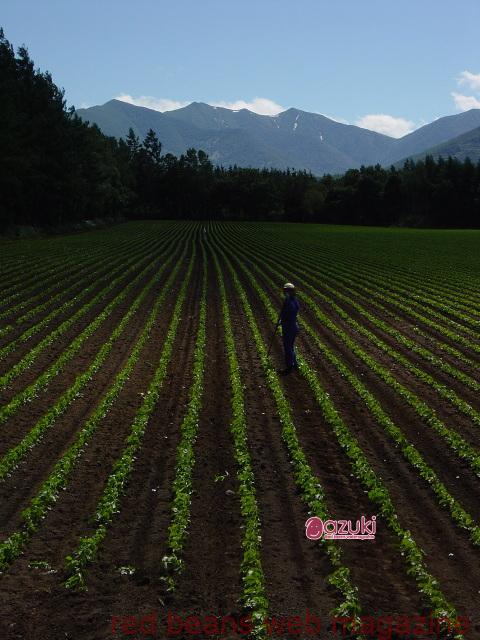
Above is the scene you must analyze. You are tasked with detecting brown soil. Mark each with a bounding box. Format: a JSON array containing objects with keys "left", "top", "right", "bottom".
[{"left": 1, "top": 224, "right": 479, "bottom": 640}]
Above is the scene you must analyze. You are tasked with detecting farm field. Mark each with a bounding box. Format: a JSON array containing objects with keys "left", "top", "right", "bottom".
[{"left": 0, "top": 221, "right": 480, "bottom": 639}]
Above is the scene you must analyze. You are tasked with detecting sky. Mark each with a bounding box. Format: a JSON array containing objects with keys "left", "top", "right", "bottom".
[{"left": 2, "top": 0, "right": 480, "bottom": 137}]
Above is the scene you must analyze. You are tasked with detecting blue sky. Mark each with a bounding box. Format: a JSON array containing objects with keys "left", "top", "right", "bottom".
[{"left": 2, "top": 0, "right": 480, "bottom": 137}]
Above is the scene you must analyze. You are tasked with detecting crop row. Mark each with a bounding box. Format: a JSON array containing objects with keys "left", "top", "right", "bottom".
[
  {"left": 0, "top": 235, "right": 190, "bottom": 483},
  {"left": 0, "top": 227, "right": 158, "bottom": 333},
  {"left": 233, "top": 230, "right": 480, "bottom": 427},
  {"left": 303, "top": 267, "right": 480, "bottom": 392},
  {"left": 298, "top": 260, "right": 480, "bottom": 372},
  {"left": 288, "top": 239, "right": 480, "bottom": 347},
  {"left": 63, "top": 245, "right": 197, "bottom": 588},
  {"left": 0, "top": 225, "right": 186, "bottom": 418},
  {"left": 213, "top": 233, "right": 462, "bottom": 633},
  {"left": 0, "top": 228, "right": 151, "bottom": 312},
  {"left": 210, "top": 244, "right": 269, "bottom": 638},
  {"left": 228, "top": 224, "right": 480, "bottom": 386},
  {"left": 0, "top": 233, "right": 193, "bottom": 575},
  {"left": 248, "top": 223, "right": 480, "bottom": 313},
  {"left": 0, "top": 221, "right": 158, "bottom": 296},
  {"left": 222, "top": 235, "right": 480, "bottom": 545},
  {"left": 228, "top": 224, "right": 480, "bottom": 355},
  {"left": 0, "top": 235, "right": 160, "bottom": 360},
  {"left": 294, "top": 236, "right": 480, "bottom": 319},
  {"left": 222, "top": 223, "right": 480, "bottom": 401},
  {"left": 217, "top": 228, "right": 480, "bottom": 476},
  {"left": 0, "top": 224, "right": 179, "bottom": 366},
  {"left": 287, "top": 232, "right": 480, "bottom": 334},
  {"left": 212, "top": 242, "right": 364, "bottom": 630},
  {"left": 161, "top": 240, "right": 208, "bottom": 590}
]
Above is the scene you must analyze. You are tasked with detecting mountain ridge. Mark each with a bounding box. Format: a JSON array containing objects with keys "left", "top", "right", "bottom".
[{"left": 74, "top": 100, "right": 480, "bottom": 175}]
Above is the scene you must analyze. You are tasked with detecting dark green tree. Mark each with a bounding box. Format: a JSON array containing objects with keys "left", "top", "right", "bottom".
[{"left": 143, "top": 128, "right": 162, "bottom": 164}]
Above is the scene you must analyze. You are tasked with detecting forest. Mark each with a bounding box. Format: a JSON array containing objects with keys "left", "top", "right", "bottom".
[{"left": 1, "top": 27, "right": 479, "bottom": 231}]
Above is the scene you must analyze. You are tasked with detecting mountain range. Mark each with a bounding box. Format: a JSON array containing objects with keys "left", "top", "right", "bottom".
[{"left": 75, "top": 100, "right": 480, "bottom": 175}]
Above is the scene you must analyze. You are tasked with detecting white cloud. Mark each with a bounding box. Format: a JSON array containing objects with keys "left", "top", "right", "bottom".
[
  {"left": 116, "top": 93, "right": 285, "bottom": 116},
  {"left": 458, "top": 70, "right": 480, "bottom": 91},
  {"left": 451, "top": 91, "right": 480, "bottom": 111},
  {"left": 452, "top": 71, "right": 480, "bottom": 111},
  {"left": 210, "top": 97, "right": 285, "bottom": 115},
  {"left": 116, "top": 94, "right": 189, "bottom": 112},
  {"left": 355, "top": 114, "right": 416, "bottom": 138}
]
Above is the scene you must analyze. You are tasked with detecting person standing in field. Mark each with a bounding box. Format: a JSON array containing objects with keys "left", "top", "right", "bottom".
[{"left": 279, "top": 282, "right": 300, "bottom": 375}]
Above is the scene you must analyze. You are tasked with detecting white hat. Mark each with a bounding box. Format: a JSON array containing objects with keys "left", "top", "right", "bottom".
[{"left": 283, "top": 282, "right": 295, "bottom": 289}]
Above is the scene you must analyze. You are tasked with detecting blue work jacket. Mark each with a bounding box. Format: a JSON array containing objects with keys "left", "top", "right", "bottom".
[{"left": 280, "top": 295, "right": 300, "bottom": 329}]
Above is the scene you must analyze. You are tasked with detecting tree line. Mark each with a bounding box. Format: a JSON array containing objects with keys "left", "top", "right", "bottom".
[{"left": 1, "top": 28, "right": 479, "bottom": 232}]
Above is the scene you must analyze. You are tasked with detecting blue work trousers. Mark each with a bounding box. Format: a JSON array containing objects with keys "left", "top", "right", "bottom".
[{"left": 282, "top": 323, "right": 299, "bottom": 368}]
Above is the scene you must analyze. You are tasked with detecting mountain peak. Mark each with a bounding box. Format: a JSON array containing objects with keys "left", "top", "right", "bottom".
[
  {"left": 178, "top": 101, "right": 212, "bottom": 111},
  {"left": 74, "top": 99, "right": 480, "bottom": 174}
]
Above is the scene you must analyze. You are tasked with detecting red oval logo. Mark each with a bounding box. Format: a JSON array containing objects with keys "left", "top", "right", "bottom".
[{"left": 305, "top": 517, "right": 324, "bottom": 540}]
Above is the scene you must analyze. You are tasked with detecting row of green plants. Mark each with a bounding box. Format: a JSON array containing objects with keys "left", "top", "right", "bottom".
[
  {"left": 301, "top": 292, "right": 480, "bottom": 474},
  {"left": 247, "top": 221, "right": 480, "bottom": 303},
  {"left": 253, "top": 223, "right": 480, "bottom": 317},
  {"left": 303, "top": 259, "right": 480, "bottom": 372},
  {"left": 224, "top": 233, "right": 480, "bottom": 478},
  {"left": 210, "top": 245, "right": 269, "bottom": 638},
  {"left": 222, "top": 225, "right": 480, "bottom": 403},
  {"left": 229, "top": 225, "right": 480, "bottom": 385},
  {"left": 0, "top": 223, "right": 153, "bottom": 298},
  {"left": 0, "top": 226, "right": 177, "bottom": 365},
  {"left": 0, "top": 237, "right": 191, "bottom": 482},
  {"left": 287, "top": 239, "right": 480, "bottom": 343},
  {"left": 0, "top": 252, "right": 85, "bottom": 308},
  {"left": 0, "top": 236, "right": 177, "bottom": 391},
  {"left": 0, "top": 228, "right": 184, "bottom": 418},
  {"left": 0, "top": 233, "right": 163, "bottom": 359},
  {"left": 223, "top": 235, "right": 480, "bottom": 546},
  {"left": 162, "top": 241, "right": 208, "bottom": 590},
  {"left": 300, "top": 264, "right": 480, "bottom": 391},
  {"left": 0, "top": 225, "right": 178, "bottom": 328},
  {"left": 0, "top": 240, "right": 192, "bottom": 571},
  {"left": 319, "top": 292, "right": 480, "bottom": 420},
  {"left": 222, "top": 226, "right": 480, "bottom": 424},
  {"left": 214, "top": 234, "right": 462, "bottom": 635},
  {"left": 0, "top": 228, "right": 156, "bottom": 332},
  {"left": 211, "top": 241, "right": 365, "bottom": 633},
  {"left": 63, "top": 247, "right": 196, "bottom": 589},
  {"left": 230, "top": 224, "right": 480, "bottom": 355},
  {"left": 290, "top": 239, "right": 480, "bottom": 341},
  {"left": 226, "top": 226, "right": 479, "bottom": 383},
  {"left": 297, "top": 236, "right": 480, "bottom": 318},
  {"left": 0, "top": 232, "right": 139, "bottom": 311},
  {"left": 236, "top": 231, "right": 480, "bottom": 426}
]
